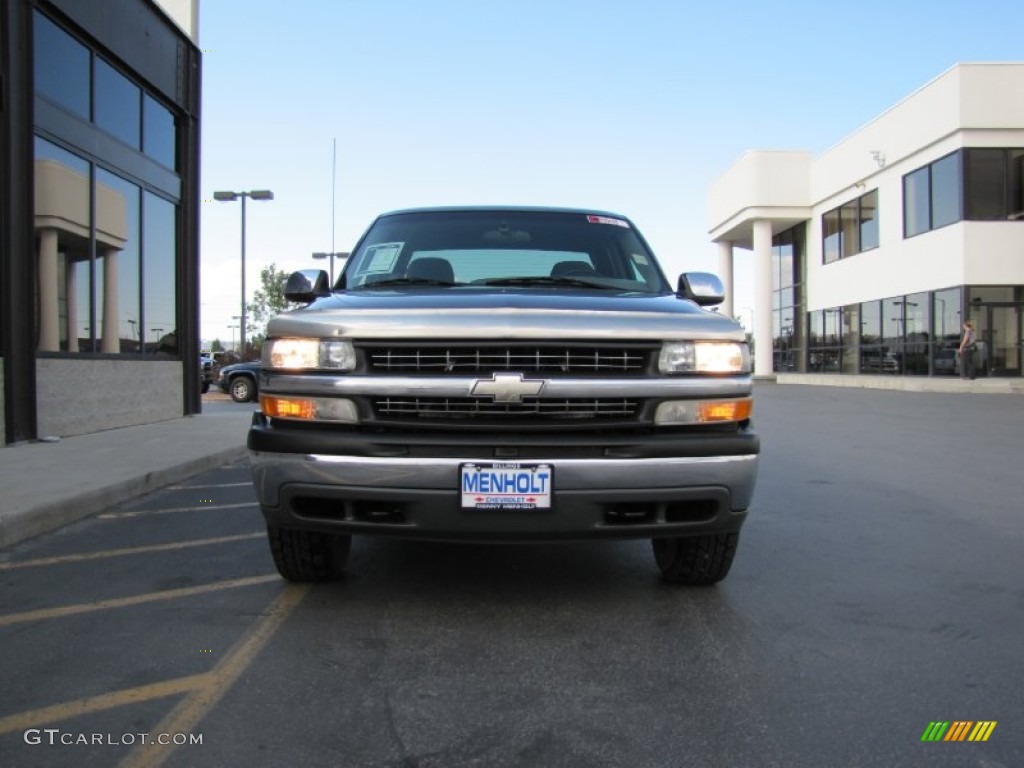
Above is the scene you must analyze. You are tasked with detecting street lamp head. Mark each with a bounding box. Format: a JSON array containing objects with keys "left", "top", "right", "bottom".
[
  {"left": 249, "top": 190, "right": 274, "bottom": 201},
  {"left": 213, "top": 191, "right": 239, "bottom": 201}
]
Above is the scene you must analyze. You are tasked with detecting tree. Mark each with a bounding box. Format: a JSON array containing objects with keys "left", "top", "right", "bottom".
[
  {"left": 246, "top": 263, "right": 297, "bottom": 356},
  {"left": 210, "top": 338, "right": 224, "bottom": 353}
]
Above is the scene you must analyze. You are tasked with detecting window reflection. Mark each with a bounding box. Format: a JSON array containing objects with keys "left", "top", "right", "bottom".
[
  {"left": 95, "top": 58, "right": 141, "bottom": 149},
  {"left": 903, "top": 168, "right": 930, "bottom": 237},
  {"left": 903, "top": 292, "right": 929, "bottom": 375},
  {"left": 931, "top": 153, "right": 962, "bottom": 228},
  {"left": 96, "top": 170, "right": 140, "bottom": 352},
  {"left": 841, "top": 304, "right": 859, "bottom": 374},
  {"left": 33, "top": 11, "right": 89, "bottom": 119},
  {"left": 34, "top": 138, "right": 92, "bottom": 352},
  {"left": 144, "top": 193, "right": 178, "bottom": 356},
  {"left": 859, "top": 190, "right": 879, "bottom": 250},
  {"left": 932, "top": 288, "right": 961, "bottom": 375},
  {"left": 30, "top": 12, "right": 182, "bottom": 362},
  {"left": 143, "top": 95, "right": 176, "bottom": 169}
]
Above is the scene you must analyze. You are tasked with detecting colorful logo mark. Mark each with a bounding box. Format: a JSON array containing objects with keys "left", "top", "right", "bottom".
[{"left": 921, "top": 721, "right": 997, "bottom": 742}]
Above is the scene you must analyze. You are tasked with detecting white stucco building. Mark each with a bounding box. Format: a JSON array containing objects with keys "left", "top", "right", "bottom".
[{"left": 710, "top": 63, "right": 1024, "bottom": 380}]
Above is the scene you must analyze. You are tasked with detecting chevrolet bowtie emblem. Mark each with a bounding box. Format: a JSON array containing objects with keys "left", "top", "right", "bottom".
[{"left": 469, "top": 373, "right": 545, "bottom": 403}]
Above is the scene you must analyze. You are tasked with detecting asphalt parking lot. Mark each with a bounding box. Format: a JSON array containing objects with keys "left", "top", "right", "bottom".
[{"left": 0, "top": 383, "right": 1021, "bottom": 767}]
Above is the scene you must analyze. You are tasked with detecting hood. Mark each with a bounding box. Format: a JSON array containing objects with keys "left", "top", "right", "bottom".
[{"left": 266, "top": 288, "right": 745, "bottom": 342}]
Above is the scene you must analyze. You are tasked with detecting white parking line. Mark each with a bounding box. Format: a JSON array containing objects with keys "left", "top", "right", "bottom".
[
  {"left": 99, "top": 502, "right": 255, "bottom": 519},
  {"left": 165, "top": 482, "right": 253, "bottom": 490}
]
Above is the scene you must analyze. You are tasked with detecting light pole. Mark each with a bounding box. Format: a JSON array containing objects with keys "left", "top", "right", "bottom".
[
  {"left": 214, "top": 189, "right": 274, "bottom": 359},
  {"left": 228, "top": 324, "right": 238, "bottom": 353},
  {"left": 312, "top": 251, "right": 348, "bottom": 285}
]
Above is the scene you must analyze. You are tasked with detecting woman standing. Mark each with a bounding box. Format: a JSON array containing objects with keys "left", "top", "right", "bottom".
[{"left": 958, "top": 320, "right": 977, "bottom": 379}]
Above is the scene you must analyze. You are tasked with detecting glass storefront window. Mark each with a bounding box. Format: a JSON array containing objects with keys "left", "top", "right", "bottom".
[
  {"left": 903, "top": 293, "right": 929, "bottom": 375},
  {"left": 35, "top": 138, "right": 92, "bottom": 353},
  {"left": 842, "top": 304, "right": 859, "bottom": 374},
  {"left": 95, "top": 58, "right": 141, "bottom": 149},
  {"left": 777, "top": 243, "right": 794, "bottom": 289},
  {"left": 96, "top": 170, "right": 140, "bottom": 352},
  {"left": 1010, "top": 150, "right": 1024, "bottom": 218},
  {"left": 840, "top": 202, "right": 858, "bottom": 258},
  {"left": 965, "top": 149, "right": 1006, "bottom": 220},
  {"left": 823, "top": 210, "right": 840, "bottom": 263},
  {"left": 144, "top": 193, "right": 178, "bottom": 357},
  {"left": 859, "top": 190, "right": 879, "bottom": 251},
  {"left": 932, "top": 288, "right": 961, "bottom": 376},
  {"left": 903, "top": 168, "right": 930, "bottom": 237},
  {"left": 143, "top": 95, "right": 177, "bottom": 169},
  {"left": 34, "top": 11, "right": 89, "bottom": 119},
  {"left": 931, "top": 152, "right": 962, "bottom": 229}
]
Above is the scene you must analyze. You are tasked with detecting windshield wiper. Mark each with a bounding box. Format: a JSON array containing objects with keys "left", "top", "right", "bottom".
[
  {"left": 355, "top": 277, "right": 460, "bottom": 288},
  {"left": 480, "top": 276, "right": 614, "bottom": 289}
]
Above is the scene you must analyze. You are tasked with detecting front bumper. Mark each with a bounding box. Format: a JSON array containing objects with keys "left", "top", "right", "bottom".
[{"left": 249, "top": 416, "right": 759, "bottom": 542}]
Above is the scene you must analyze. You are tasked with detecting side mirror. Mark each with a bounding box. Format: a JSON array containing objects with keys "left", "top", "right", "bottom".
[
  {"left": 677, "top": 272, "right": 725, "bottom": 307},
  {"left": 284, "top": 269, "right": 331, "bottom": 303}
]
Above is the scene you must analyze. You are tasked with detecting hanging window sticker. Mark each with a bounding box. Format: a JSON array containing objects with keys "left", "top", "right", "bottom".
[
  {"left": 631, "top": 253, "right": 650, "bottom": 267},
  {"left": 586, "top": 215, "right": 630, "bottom": 228},
  {"left": 364, "top": 242, "right": 403, "bottom": 273}
]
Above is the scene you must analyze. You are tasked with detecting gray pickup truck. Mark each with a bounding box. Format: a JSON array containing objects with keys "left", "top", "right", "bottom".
[{"left": 249, "top": 207, "right": 759, "bottom": 585}]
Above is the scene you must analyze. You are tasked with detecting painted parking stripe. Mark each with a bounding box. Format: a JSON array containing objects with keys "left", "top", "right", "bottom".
[
  {"left": 0, "top": 673, "right": 211, "bottom": 735},
  {"left": 99, "top": 502, "right": 255, "bottom": 519},
  {"left": 0, "top": 533, "right": 264, "bottom": 571},
  {"left": 0, "top": 574, "right": 279, "bottom": 627},
  {"left": 119, "top": 584, "right": 310, "bottom": 768},
  {"left": 165, "top": 482, "right": 253, "bottom": 490}
]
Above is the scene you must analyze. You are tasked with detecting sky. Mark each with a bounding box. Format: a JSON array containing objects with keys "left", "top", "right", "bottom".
[{"left": 198, "top": 0, "right": 1023, "bottom": 345}]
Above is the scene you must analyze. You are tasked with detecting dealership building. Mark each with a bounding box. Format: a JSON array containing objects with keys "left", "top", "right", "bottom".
[
  {"left": 710, "top": 63, "right": 1024, "bottom": 382},
  {"left": 1, "top": 0, "right": 201, "bottom": 444}
]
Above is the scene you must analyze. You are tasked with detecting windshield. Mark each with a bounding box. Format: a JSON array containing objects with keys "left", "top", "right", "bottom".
[{"left": 342, "top": 210, "right": 670, "bottom": 294}]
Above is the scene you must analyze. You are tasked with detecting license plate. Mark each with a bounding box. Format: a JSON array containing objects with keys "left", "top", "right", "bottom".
[{"left": 460, "top": 463, "right": 552, "bottom": 510}]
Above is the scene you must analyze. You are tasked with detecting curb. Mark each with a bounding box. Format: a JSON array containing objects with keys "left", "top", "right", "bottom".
[{"left": 0, "top": 445, "right": 249, "bottom": 550}]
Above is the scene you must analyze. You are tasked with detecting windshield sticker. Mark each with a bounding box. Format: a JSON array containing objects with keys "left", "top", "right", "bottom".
[
  {"left": 631, "top": 253, "right": 650, "bottom": 266},
  {"left": 364, "top": 242, "right": 403, "bottom": 272},
  {"left": 586, "top": 215, "right": 630, "bottom": 228}
]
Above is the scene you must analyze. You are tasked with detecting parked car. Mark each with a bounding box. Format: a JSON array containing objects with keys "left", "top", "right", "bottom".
[
  {"left": 217, "top": 361, "right": 260, "bottom": 403},
  {"left": 200, "top": 353, "right": 214, "bottom": 393}
]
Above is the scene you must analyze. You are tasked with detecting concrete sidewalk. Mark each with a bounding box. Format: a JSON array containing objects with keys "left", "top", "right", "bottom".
[{"left": 0, "top": 402, "right": 254, "bottom": 549}]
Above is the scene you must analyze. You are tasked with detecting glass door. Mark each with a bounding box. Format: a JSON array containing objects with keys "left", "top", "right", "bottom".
[{"left": 985, "top": 305, "right": 1022, "bottom": 376}]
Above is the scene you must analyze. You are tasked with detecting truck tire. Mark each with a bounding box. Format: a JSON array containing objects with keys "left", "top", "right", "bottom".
[
  {"left": 652, "top": 533, "right": 738, "bottom": 585},
  {"left": 267, "top": 525, "right": 351, "bottom": 582},
  {"left": 230, "top": 375, "right": 255, "bottom": 403}
]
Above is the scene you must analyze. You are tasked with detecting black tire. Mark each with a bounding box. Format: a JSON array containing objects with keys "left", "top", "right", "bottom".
[
  {"left": 652, "top": 533, "right": 739, "bottom": 585},
  {"left": 230, "top": 375, "right": 255, "bottom": 403},
  {"left": 267, "top": 525, "right": 351, "bottom": 582},
  {"left": 200, "top": 379, "right": 211, "bottom": 394}
]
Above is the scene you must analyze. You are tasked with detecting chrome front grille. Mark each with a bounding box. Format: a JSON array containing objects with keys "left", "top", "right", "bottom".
[
  {"left": 374, "top": 397, "right": 639, "bottom": 420},
  {"left": 363, "top": 344, "right": 651, "bottom": 375}
]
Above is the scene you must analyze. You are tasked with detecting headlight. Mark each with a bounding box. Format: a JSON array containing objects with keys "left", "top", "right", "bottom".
[
  {"left": 263, "top": 338, "right": 356, "bottom": 370},
  {"left": 659, "top": 341, "right": 749, "bottom": 374}
]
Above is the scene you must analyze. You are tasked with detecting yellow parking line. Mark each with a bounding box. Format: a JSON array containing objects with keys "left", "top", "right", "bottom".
[
  {"left": 0, "top": 574, "right": 280, "bottom": 627},
  {"left": 0, "top": 673, "right": 212, "bottom": 735},
  {"left": 119, "top": 583, "right": 310, "bottom": 768},
  {"left": 99, "top": 502, "right": 255, "bottom": 519},
  {"left": 0, "top": 532, "right": 264, "bottom": 571}
]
